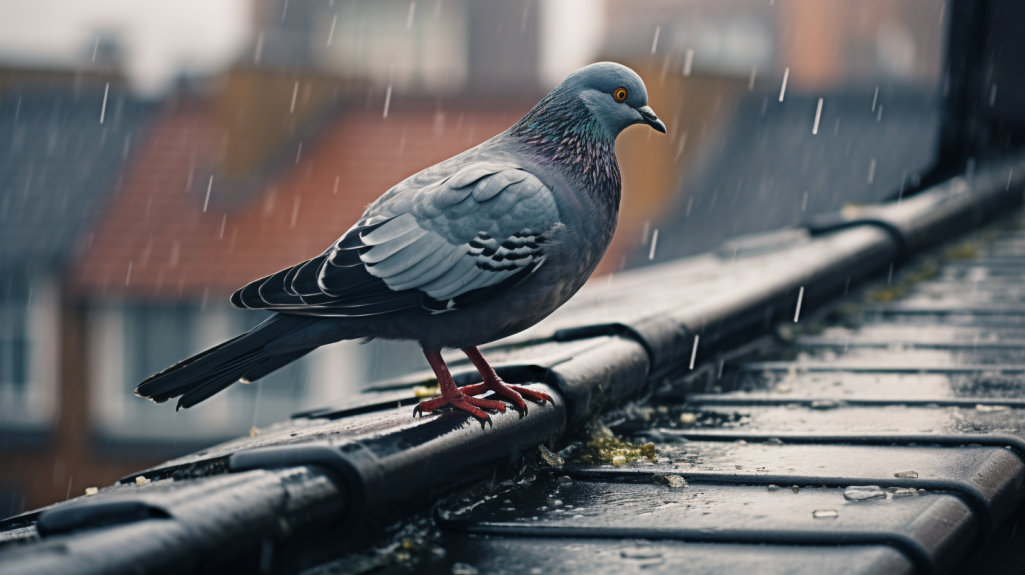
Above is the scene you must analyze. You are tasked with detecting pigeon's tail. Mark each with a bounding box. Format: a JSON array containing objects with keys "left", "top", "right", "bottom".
[{"left": 134, "top": 313, "right": 319, "bottom": 410}]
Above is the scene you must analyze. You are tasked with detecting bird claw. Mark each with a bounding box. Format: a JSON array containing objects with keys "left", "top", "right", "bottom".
[
  {"left": 411, "top": 391, "right": 503, "bottom": 423},
  {"left": 507, "top": 384, "right": 554, "bottom": 407}
]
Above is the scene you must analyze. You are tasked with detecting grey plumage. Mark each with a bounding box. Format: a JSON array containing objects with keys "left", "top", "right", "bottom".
[{"left": 136, "top": 62, "right": 666, "bottom": 411}]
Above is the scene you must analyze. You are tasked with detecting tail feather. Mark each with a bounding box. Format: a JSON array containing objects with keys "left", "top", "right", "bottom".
[
  {"left": 240, "top": 348, "right": 315, "bottom": 384},
  {"left": 135, "top": 313, "right": 317, "bottom": 409}
]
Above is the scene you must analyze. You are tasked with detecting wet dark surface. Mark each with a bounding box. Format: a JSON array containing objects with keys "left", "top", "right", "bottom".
[
  {"left": 383, "top": 536, "right": 917, "bottom": 575},
  {"left": 413, "top": 220, "right": 1025, "bottom": 575}
]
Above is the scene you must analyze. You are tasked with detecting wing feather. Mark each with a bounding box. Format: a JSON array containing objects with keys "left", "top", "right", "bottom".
[
  {"left": 360, "top": 227, "right": 428, "bottom": 263},
  {"left": 230, "top": 162, "right": 561, "bottom": 318}
]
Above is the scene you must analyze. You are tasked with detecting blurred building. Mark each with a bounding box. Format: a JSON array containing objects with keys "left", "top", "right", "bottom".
[{"left": 0, "top": 0, "right": 945, "bottom": 514}]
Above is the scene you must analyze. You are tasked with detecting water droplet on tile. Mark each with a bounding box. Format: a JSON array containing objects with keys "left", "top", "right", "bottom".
[
  {"left": 652, "top": 474, "right": 688, "bottom": 488},
  {"left": 844, "top": 486, "right": 885, "bottom": 501},
  {"left": 890, "top": 488, "right": 919, "bottom": 498},
  {"left": 812, "top": 509, "right": 839, "bottom": 519},
  {"left": 451, "top": 562, "right": 479, "bottom": 575},
  {"left": 894, "top": 470, "right": 918, "bottom": 479}
]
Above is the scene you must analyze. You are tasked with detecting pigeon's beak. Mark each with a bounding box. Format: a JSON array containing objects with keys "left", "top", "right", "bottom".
[{"left": 638, "top": 106, "right": 667, "bottom": 134}]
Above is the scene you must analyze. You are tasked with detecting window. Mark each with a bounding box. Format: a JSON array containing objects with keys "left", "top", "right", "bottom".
[
  {"left": 0, "top": 280, "right": 30, "bottom": 394},
  {"left": 0, "top": 275, "right": 59, "bottom": 431}
]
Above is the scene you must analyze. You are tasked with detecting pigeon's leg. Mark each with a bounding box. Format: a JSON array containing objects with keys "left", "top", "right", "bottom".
[
  {"left": 460, "top": 347, "right": 553, "bottom": 411},
  {"left": 413, "top": 347, "right": 506, "bottom": 421}
]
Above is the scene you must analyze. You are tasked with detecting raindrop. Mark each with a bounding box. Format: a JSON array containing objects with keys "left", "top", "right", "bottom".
[
  {"left": 254, "top": 32, "right": 264, "bottom": 63},
  {"left": 650, "top": 26, "right": 660, "bottom": 54},
  {"left": 844, "top": 486, "right": 885, "bottom": 501},
  {"left": 812, "top": 98, "right": 823, "bottom": 135},
  {"left": 203, "top": 175, "right": 214, "bottom": 212},
  {"left": 871, "top": 87, "right": 879, "bottom": 111},
  {"left": 867, "top": 158, "right": 876, "bottom": 184},
  {"left": 748, "top": 67, "right": 757, "bottom": 90},
  {"left": 291, "top": 196, "right": 301, "bottom": 228},
  {"left": 990, "top": 84, "right": 998, "bottom": 107},
  {"left": 327, "top": 14, "right": 337, "bottom": 46},
  {"left": 648, "top": 229, "right": 659, "bottom": 260},
  {"left": 812, "top": 509, "right": 839, "bottom": 519},
  {"left": 689, "top": 335, "right": 699, "bottom": 369},
  {"left": 778, "top": 67, "right": 789, "bottom": 102},
  {"left": 99, "top": 83, "right": 109, "bottom": 124},
  {"left": 793, "top": 286, "right": 804, "bottom": 322},
  {"left": 383, "top": 85, "right": 393, "bottom": 118},
  {"left": 674, "top": 131, "right": 688, "bottom": 162},
  {"left": 682, "top": 49, "right": 694, "bottom": 76},
  {"left": 407, "top": 2, "right": 417, "bottom": 29},
  {"left": 290, "top": 81, "right": 299, "bottom": 114}
]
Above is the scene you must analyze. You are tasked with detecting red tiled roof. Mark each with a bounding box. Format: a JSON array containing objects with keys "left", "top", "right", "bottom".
[{"left": 70, "top": 99, "right": 530, "bottom": 299}]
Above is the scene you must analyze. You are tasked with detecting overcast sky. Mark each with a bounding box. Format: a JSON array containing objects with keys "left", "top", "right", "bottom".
[
  {"left": 0, "top": 0, "right": 251, "bottom": 96},
  {"left": 0, "top": 0, "right": 603, "bottom": 96}
]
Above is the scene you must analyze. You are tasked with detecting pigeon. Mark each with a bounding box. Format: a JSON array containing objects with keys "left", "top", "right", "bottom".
[{"left": 135, "top": 62, "right": 666, "bottom": 422}]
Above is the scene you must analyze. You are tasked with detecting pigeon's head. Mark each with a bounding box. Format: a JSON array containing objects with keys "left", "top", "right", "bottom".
[{"left": 560, "top": 62, "right": 666, "bottom": 137}]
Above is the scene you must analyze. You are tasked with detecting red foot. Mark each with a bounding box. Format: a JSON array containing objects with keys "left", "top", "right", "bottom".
[
  {"left": 413, "top": 347, "right": 506, "bottom": 423},
  {"left": 412, "top": 392, "right": 506, "bottom": 422},
  {"left": 458, "top": 382, "right": 553, "bottom": 411}
]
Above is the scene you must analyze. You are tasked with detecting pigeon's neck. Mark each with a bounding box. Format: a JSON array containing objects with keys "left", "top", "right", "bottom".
[{"left": 510, "top": 92, "right": 621, "bottom": 214}]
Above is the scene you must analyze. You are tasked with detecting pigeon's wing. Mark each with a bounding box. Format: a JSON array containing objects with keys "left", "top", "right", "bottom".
[{"left": 231, "top": 162, "right": 562, "bottom": 317}]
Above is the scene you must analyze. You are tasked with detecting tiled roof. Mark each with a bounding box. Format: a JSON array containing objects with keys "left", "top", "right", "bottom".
[
  {"left": 644, "top": 89, "right": 939, "bottom": 263},
  {"left": 0, "top": 88, "right": 151, "bottom": 270},
  {"left": 70, "top": 98, "right": 530, "bottom": 299}
]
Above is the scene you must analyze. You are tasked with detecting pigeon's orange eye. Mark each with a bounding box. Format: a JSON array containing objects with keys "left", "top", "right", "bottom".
[{"left": 613, "top": 87, "right": 628, "bottom": 102}]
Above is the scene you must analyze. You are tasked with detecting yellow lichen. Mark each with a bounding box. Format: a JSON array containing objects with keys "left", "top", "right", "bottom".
[
  {"left": 574, "top": 436, "right": 657, "bottom": 466},
  {"left": 413, "top": 385, "right": 440, "bottom": 398},
  {"left": 944, "top": 243, "right": 978, "bottom": 260}
]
